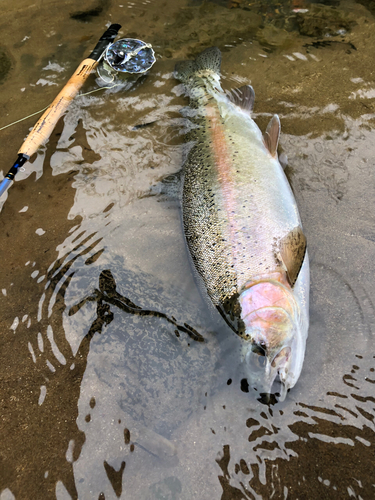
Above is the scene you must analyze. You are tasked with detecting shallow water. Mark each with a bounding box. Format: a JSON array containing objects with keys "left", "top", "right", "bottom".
[{"left": 1, "top": 0, "right": 375, "bottom": 498}]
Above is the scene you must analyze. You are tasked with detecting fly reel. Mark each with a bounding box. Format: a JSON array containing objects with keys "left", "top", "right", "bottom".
[{"left": 97, "top": 38, "right": 156, "bottom": 86}]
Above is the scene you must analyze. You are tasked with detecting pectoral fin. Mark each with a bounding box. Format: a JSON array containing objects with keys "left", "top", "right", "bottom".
[
  {"left": 278, "top": 227, "right": 307, "bottom": 286},
  {"left": 227, "top": 85, "right": 255, "bottom": 114},
  {"left": 264, "top": 115, "right": 280, "bottom": 158}
]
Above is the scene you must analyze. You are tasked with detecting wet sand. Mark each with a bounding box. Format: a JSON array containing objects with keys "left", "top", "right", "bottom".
[{"left": 1, "top": 0, "right": 375, "bottom": 498}]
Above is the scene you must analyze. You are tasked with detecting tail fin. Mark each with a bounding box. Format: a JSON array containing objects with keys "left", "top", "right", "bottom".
[{"left": 175, "top": 47, "right": 222, "bottom": 85}]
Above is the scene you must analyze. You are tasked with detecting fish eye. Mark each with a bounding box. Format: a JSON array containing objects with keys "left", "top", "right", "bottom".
[
  {"left": 251, "top": 349, "right": 267, "bottom": 369},
  {"left": 251, "top": 343, "right": 266, "bottom": 357}
]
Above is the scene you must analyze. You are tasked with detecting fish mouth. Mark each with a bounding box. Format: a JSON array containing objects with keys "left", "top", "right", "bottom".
[{"left": 245, "top": 342, "right": 292, "bottom": 402}]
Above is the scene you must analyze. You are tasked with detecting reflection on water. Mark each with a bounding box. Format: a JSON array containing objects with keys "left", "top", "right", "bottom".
[{"left": 1, "top": 0, "right": 375, "bottom": 498}]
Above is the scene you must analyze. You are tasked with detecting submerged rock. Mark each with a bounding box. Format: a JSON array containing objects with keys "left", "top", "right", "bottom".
[
  {"left": 257, "top": 24, "right": 293, "bottom": 49},
  {"left": 163, "top": 3, "right": 262, "bottom": 58},
  {"left": 0, "top": 48, "right": 12, "bottom": 84},
  {"left": 295, "top": 4, "right": 355, "bottom": 37}
]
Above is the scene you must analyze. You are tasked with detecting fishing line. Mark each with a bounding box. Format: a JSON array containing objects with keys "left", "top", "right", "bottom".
[{"left": 0, "top": 85, "right": 122, "bottom": 132}]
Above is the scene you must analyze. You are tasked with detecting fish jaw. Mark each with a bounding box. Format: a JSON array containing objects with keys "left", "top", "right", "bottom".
[{"left": 239, "top": 276, "right": 306, "bottom": 400}]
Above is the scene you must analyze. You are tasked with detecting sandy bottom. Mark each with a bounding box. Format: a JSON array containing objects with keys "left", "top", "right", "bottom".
[{"left": 1, "top": 0, "right": 375, "bottom": 498}]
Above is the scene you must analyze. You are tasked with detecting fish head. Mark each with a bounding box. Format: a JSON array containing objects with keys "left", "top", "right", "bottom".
[{"left": 239, "top": 283, "right": 305, "bottom": 401}]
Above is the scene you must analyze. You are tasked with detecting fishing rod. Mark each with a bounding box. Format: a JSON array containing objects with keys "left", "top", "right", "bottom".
[{"left": 0, "top": 24, "right": 156, "bottom": 199}]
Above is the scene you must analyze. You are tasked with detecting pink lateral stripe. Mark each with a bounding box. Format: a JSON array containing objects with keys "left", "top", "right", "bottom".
[{"left": 206, "top": 105, "right": 240, "bottom": 272}]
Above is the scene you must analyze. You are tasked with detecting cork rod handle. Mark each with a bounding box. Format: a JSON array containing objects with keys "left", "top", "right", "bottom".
[{"left": 18, "top": 58, "right": 98, "bottom": 157}]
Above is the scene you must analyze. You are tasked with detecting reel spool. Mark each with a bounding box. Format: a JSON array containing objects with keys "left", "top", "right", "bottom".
[{"left": 97, "top": 38, "right": 156, "bottom": 86}]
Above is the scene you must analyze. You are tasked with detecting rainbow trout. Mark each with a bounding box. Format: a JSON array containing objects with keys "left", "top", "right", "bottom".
[{"left": 175, "top": 47, "right": 309, "bottom": 400}]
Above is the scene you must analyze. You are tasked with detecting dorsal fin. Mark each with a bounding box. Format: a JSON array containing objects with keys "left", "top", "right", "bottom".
[
  {"left": 227, "top": 85, "right": 255, "bottom": 114},
  {"left": 278, "top": 227, "right": 307, "bottom": 287},
  {"left": 264, "top": 115, "right": 280, "bottom": 158}
]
